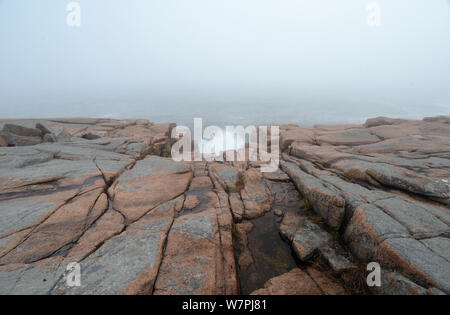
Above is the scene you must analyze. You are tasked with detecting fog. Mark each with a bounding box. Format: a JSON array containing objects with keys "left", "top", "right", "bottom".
[{"left": 1, "top": 0, "right": 449, "bottom": 127}]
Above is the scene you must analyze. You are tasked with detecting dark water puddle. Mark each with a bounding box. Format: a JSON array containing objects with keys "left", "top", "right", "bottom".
[
  {"left": 237, "top": 213, "right": 297, "bottom": 294},
  {"left": 234, "top": 179, "right": 309, "bottom": 294}
]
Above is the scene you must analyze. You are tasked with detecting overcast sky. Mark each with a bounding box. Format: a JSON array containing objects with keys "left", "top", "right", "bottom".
[{"left": 0, "top": 0, "right": 449, "bottom": 126}]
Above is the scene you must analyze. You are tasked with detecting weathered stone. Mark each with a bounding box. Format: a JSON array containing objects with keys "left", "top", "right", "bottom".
[
  {"left": 250, "top": 268, "right": 322, "bottom": 295},
  {"left": 420, "top": 237, "right": 450, "bottom": 262},
  {"left": 184, "top": 195, "right": 200, "bottom": 210},
  {"left": 279, "top": 127, "right": 315, "bottom": 151},
  {"left": 315, "top": 123, "right": 362, "bottom": 131},
  {"left": 0, "top": 229, "right": 32, "bottom": 257},
  {"left": 366, "top": 163, "right": 449, "bottom": 200},
  {"left": 427, "top": 287, "right": 447, "bottom": 295},
  {"left": 343, "top": 203, "right": 410, "bottom": 261},
  {"left": 319, "top": 173, "right": 394, "bottom": 224},
  {"left": 330, "top": 159, "right": 380, "bottom": 185},
  {"left": 265, "top": 175, "right": 303, "bottom": 208},
  {"left": 279, "top": 212, "right": 338, "bottom": 262},
  {"left": 240, "top": 168, "right": 273, "bottom": 219},
  {"left": 0, "top": 153, "right": 109, "bottom": 196},
  {"left": 372, "top": 271, "right": 430, "bottom": 295},
  {"left": 374, "top": 198, "right": 449, "bottom": 238},
  {"left": 289, "top": 143, "right": 351, "bottom": 165},
  {"left": 2, "top": 123, "right": 42, "bottom": 137},
  {"left": 364, "top": 117, "right": 406, "bottom": 128},
  {"left": 273, "top": 209, "right": 283, "bottom": 217},
  {"left": 35, "top": 123, "right": 51, "bottom": 136},
  {"left": 0, "top": 147, "right": 53, "bottom": 169},
  {"left": 263, "top": 169, "right": 290, "bottom": 182},
  {"left": 53, "top": 197, "right": 180, "bottom": 294},
  {"left": 110, "top": 156, "right": 192, "bottom": 222},
  {"left": 235, "top": 222, "right": 254, "bottom": 270},
  {"left": 229, "top": 193, "right": 245, "bottom": 221},
  {"left": 279, "top": 212, "right": 302, "bottom": 241},
  {"left": 69, "top": 137, "right": 151, "bottom": 158},
  {"left": 0, "top": 257, "right": 64, "bottom": 295},
  {"left": 182, "top": 176, "right": 218, "bottom": 214},
  {"left": 209, "top": 163, "right": 243, "bottom": 193},
  {"left": 66, "top": 209, "right": 125, "bottom": 260},
  {"left": 238, "top": 249, "right": 254, "bottom": 270},
  {"left": 423, "top": 115, "right": 450, "bottom": 124},
  {"left": 291, "top": 219, "right": 333, "bottom": 261},
  {"left": 0, "top": 136, "right": 6, "bottom": 147},
  {"left": 0, "top": 189, "right": 107, "bottom": 265},
  {"left": 193, "top": 161, "right": 209, "bottom": 177},
  {"left": 319, "top": 243, "right": 356, "bottom": 274},
  {"left": 0, "top": 115, "right": 448, "bottom": 295},
  {"left": 153, "top": 210, "right": 225, "bottom": 295},
  {"left": 0, "top": 190, "right": 76, "bottom": 238},
  {"left": 0, "top": 118, "right": 182, "bottom": 294},
  {"left": 316, "top": 128, "right": 380, "bottom": 146},
  {"left": 43, "top": 133, "right": 56, "bottom": 143},
  {"left": 0, "top": 131, "right": 42, "bottom": 146},
  {"left": 251, "top": 267, "right": 346, "bottom": 295},
  {"left": 305, "top": 267, "right": 347, "bottom": 295},
  {"left": 354, "top": 137, "right": 443, "bottom": 154},
  {"left": 214, "top": 190, "right": 239, "bottom": 295},
  {"left": 35, "top": 143, "right": 132, "bottom": 161},
  {"left": 281, "top": 161, "right": 345, "bottom": 229},
  {"left": 81, "top": 132, "right": 101, "bottom": 140},
  {"left": 56, "top": 129, "right": 72, "bottom": 142},
  {"left": 375, "top": 238, "right": 450, "bottom": 293}
]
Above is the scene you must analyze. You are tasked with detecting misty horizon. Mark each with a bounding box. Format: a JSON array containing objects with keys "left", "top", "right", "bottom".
[{"left": 1, "top": 0, "right": 449, "bottom": 127}]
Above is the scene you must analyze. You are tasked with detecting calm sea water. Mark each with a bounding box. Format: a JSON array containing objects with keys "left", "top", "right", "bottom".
[{"left": 13, "top": 101, "right": 449, "bottom": 129}]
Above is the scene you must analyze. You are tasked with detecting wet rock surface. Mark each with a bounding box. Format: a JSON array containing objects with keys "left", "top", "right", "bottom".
[{"left": 0, "top": 116, "right": 449, "bottom": 295}]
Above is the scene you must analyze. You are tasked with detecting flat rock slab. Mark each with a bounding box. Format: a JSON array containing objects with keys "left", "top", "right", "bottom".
[
  {"left": 343, "top": 203, "right": 410, "bottom": 261},
  {"left": 375, "top": 237, "right": 450, "bottom": 294},
  {"left": 0, "top": 195, "right": 65, "bottom": 239},
  {"left": 281, "top": 161, "right": 345, "bottom": 229},
  {"left": 0, "top": 189, "right": 107, "bottom": 265},
  {"left": 66, "top": 209, "right": 125, "bottom": 261},
  {"left": 319, "top": 243, "right": 356, "bottom": 274},
  {"left": 182, "top": 176, "right": 219, "bottom": 214},
  {"left": 290, "top": 218, "right": 333, "bottom": 261},
  {"left": 280, "top": 212, "right": 355, "bottom": 273},
  {"left": 250, "top": 267, "right": 346, "bottom": 295},
  {"left": 420, "top": 237, "right": 450, "bottom": 262},
  {"left": 153, "top": 209, "right": 225, "bottom": 295},
  {"left": 263, "top": 169, "right": 290, "bottom": 182},
  {"left": 110, "top": 156, "right": 192, "bottom": 222},
  {"left": 52, "top": 197, "right": 181, "bottom": 295},
  {"left": 372, "top": 271, "right": 443, "bottom": 295},
  {"left": 240, "top": 168, "right": 274, "bottom": 219},
  {"left": 317, "top": 128, "right": 380, "bottom": 146},
  {"left": 374, "top": 198, "right": 449, "bottom": 238},
  {"left": 209, "top": 163, "right": 243, "bottom": 193},
  {"left": 0, "top": 257, "right": 64, "bottom": 295}
]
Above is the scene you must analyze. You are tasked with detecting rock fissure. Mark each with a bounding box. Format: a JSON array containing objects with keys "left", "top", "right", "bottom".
[{"left": 0, "top": 116, "right": 448, "bottom": 295}]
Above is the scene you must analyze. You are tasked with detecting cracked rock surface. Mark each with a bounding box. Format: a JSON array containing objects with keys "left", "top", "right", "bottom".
[{"left": 0, "top": 116, "right": 449, "bottom": 295}]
